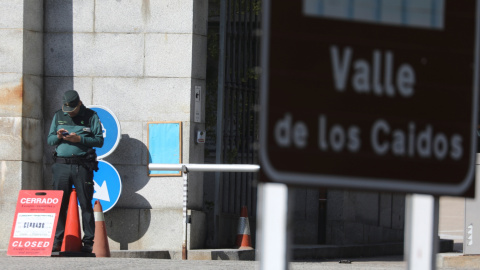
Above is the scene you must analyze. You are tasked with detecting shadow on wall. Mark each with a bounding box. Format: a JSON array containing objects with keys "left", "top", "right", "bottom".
[
  {"left": 43, "top": 0, "right": 74, "bottom": 187},
  {"left": 44, "top": 2, "right": 153, "bottom": 250},
  {"left": 102, "top": 134, "right": 152, "bottom": 250}
]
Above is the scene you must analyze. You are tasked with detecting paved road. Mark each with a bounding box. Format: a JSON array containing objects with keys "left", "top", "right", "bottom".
[
  {"left": 0, "top": 255, "right": 476, "bottom": 270},
  {"left": 1, "top": 252, "right": 478, "bottom": 270},
  {"left": 0, "top": 255, "right": 411, "bottom": 270}
]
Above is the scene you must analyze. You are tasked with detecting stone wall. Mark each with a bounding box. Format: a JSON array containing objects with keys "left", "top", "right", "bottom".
[
  {"left": 0, "top": 0, "right": 44, "bottom": 249},
  {"left": 326, "top": 190, "right": 405, "bottom": 245},
  {"left": 42, "top": 0, "right": 208, "bottom": 251},
  {"left": 0, "top": 0, "right": 208, "bottom": 251},
  {"left": 291, "top": 188, "right": 404, "bottom": 246}
]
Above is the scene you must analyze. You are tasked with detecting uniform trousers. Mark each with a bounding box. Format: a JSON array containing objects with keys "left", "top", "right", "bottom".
[{"left": 52, "top": 162, "right": 95, "bottom": 246}]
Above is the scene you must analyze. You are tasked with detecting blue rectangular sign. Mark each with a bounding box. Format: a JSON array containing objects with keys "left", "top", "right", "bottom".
[{"left": 148, "top": 122, "right": 182, "bottom": 176}]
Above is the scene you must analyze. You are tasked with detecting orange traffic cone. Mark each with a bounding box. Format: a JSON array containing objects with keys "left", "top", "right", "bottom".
[
  {"left": 92, "top": 200, "right": 111, "bottom": 257},
  {"left": 61, "top": 189, "right": 82, "bottom": 252},
  {"left": 235, "top": 206, "right": 253, "bottom": 249}
]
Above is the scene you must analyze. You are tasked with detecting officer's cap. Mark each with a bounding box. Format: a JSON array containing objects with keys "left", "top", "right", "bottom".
[{"left": 62, "top": 90, "right": 80, "bottom": 112}]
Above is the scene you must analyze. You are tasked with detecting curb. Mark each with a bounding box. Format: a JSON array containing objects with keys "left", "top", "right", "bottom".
[
  {"left": 188, "top": 249, "right": 255, "bottom": 260},
  {"left": 437, "top": 253, "right": 480, "bottom": 268}
]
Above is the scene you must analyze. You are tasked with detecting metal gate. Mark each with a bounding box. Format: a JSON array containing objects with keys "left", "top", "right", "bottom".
[{"left": 216, "top": 0, "right": 262, "bottom": 217}]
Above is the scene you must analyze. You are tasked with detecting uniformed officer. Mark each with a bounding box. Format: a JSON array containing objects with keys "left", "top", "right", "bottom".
[{"left": 47, "top": 90, "right": 104, "bottom": 253}]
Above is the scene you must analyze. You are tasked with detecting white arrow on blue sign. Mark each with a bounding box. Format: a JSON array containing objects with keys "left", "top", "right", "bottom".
[
  {"left": 88, "top": 105, "right": 121, "bottom": 159},
  {"left": 91, "top": 160, "right": 122, "bottom": 212}
]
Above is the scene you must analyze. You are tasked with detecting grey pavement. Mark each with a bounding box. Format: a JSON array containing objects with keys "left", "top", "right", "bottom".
[
  {"left": 1, "top": 251, "right": 480, "bottom": 269},
  {"left": 0, "top": 253, "right": 411, "bottom": 270}
]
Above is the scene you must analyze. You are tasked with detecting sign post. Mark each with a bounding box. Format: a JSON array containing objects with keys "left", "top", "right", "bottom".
[
  {"left": 404, "top": 194, "right": 439, "bottom": 270},
  {"left": 7, "top": 190, "right": 63, "bottom": 256}
]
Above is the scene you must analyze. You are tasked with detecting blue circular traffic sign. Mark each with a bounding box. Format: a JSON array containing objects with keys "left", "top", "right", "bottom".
[
  {"left": 88, "top": 106, "right": 121, "bottom": 159},
  {"left": 91, "top": 160, "right": 122, "bottom": 212}
]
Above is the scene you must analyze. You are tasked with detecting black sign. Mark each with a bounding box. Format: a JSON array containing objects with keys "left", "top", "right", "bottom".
[{"left": 260, "top": 0, "right": 479, "bottom": 196}]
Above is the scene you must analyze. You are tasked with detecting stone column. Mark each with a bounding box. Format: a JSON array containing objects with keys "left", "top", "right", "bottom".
[{"left": 0, "top": 0, "right": 44, "bottom": 249}]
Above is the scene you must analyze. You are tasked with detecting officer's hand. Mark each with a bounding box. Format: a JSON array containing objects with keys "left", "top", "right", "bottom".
[
  {"left": 57, "top": 129, "right": 68, "bottom": 139},
  {"left": 63, "top": 132, "right": 81, "bottom": 143}
]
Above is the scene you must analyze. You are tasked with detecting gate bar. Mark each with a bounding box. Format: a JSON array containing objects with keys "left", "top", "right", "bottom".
[
  {"left": 148, "top": 163, "right": 260, "bottom": 173},
  {"left": 148, "top": 163, "right": 260, "bottom": 260}
]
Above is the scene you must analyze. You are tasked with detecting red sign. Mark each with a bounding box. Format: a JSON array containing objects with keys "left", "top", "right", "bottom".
[
  {"left": 7, "top": 190, "right": 63, "bottom": 256},
  {"left": 260, "top": 0, "right": 479, "bottom": 196}
]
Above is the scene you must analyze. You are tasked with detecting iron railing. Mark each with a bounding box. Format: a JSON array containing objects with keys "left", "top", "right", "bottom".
[{"left": 216, "top": 0, "right": 262, "bottom": 217}]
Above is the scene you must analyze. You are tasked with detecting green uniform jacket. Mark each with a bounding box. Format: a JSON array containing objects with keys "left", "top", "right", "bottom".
[{"left": 47, "top": 105, "right": 104, "bottom": 157}]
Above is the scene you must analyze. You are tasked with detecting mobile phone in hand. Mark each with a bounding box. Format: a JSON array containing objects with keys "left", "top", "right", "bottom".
[{"left": 62, "top": 131, "right": 69, "bottom": 136}]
